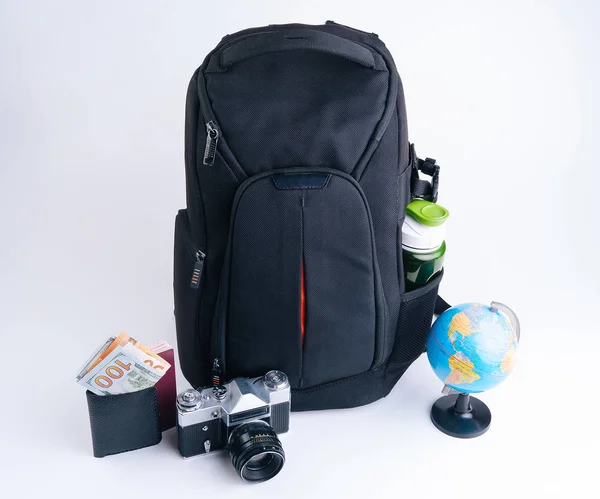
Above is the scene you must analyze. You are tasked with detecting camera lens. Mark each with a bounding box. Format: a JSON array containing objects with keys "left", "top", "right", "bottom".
[
  {"left": 228, "top": 421, "right": 285, "bottom": 483},
  {"left": 245, "top": 452, "right": 276, "bottom": 471}
]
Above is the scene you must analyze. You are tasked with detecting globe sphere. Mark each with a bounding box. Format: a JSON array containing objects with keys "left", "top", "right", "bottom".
[{"left": 427, "top": 303, "right": 518, "bottom": 393}]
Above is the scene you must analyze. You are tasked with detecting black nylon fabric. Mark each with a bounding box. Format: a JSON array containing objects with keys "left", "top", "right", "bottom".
[
  {"left": 173, "top": 210, "right": 202, "bottom": 382},
  {"left": 227, "top": 176, "right": 304, "bottom": 387},
  {"left": 206, "top": 51, "right": 388, "bottom": 175},
  {"left": 302, "top": 173, "right": 380, "bottom": 387},
  {"left": 219, "top": 29, "right": 387, "bottom": 70},
  {"left": 358, "top": 107, "right": 404, "bottom": 362},
  {"left": 175, "top": 22, "right": 443, "bottom": 410},
  {"left": 435, "top": 295, "right": 452, "bottom": 315}
]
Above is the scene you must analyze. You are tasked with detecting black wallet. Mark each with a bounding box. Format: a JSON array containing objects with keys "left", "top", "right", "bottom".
[{"left": 86, "top": 387, "right": 162, "bottom": 457}]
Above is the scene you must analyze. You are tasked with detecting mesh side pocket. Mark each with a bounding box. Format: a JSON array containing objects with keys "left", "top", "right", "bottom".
[{"left": 389, "top": 271, "right": 443, "bottom": 366}]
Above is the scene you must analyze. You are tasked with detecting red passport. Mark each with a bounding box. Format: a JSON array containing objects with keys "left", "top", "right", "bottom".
[{"left": 150, "top": 341, "right": 177, "bottom": 431}]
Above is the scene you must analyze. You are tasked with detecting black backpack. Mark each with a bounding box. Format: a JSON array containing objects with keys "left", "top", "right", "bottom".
[{"left": 174, "top": 22, "right": 444, "bottom": 411}]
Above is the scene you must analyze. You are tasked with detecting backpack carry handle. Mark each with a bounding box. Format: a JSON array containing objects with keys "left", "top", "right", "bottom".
[{"left": 221, "top": 29, "right": 386, "bottom": 71}]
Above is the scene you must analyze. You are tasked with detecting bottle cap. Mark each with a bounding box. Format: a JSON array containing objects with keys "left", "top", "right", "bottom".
[
  {"left": 402, "top": 200, "right": 449, "bottom": 251},
  {"left": 406, "top": 200, "right": 449, "bottom": 227}
]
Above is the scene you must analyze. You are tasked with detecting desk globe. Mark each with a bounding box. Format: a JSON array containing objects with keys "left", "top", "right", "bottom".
[{"left": 426, "top": 301, "right": 520, "bottom": 438}]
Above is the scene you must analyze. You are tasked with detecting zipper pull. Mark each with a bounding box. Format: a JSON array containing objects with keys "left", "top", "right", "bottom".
[
  {"left": 203, "top": 121, "right": 219, "bottom": 166},
  {"left": 212, "top": 358, "right": 223, "bottom": 386},
  {"left": 189, "top": 250, "right": 205, "bottom": 289}
]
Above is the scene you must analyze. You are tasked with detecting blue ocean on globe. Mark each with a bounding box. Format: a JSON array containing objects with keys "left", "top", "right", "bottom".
[{"left": 426, "top": 303, "right": 518, "bottom": 393}]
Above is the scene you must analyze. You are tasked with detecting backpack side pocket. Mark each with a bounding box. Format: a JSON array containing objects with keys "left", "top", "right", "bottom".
[{"left": 388, "top": 271, "right": 443, "bottom": 372}]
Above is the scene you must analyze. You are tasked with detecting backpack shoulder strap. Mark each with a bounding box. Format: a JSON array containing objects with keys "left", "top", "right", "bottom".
[{"left": 435, "top": 295, "right": 452, "bottom": 315}]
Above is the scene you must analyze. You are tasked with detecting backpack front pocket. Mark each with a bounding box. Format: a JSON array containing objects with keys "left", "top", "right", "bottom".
[{"left": 213, "top": 168, "right": 386, "bottom": 389}]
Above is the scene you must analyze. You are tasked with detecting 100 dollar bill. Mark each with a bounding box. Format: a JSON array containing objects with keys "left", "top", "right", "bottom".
[
  {"left": 78, "top": 346, "right": 163, "bottom": 396},
  {"left": 75, "top": 337, "right": 115, "bottom": 381},
  {"left": 78, "top": 333, "right": 170, "bottom": 381}
]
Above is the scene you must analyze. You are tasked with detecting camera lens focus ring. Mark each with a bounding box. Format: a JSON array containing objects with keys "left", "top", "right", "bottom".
[{"left": 228, "top": 421, "right": 285, "bottom": 483}]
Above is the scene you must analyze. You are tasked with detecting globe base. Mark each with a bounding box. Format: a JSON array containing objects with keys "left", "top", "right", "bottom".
[{"left": 430, "top": 393, "right": 491, "bottom": 438}]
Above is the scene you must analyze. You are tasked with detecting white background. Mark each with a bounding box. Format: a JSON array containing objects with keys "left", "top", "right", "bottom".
[{"left": 1, "top": 1, "right": 598, "bottom": 497}]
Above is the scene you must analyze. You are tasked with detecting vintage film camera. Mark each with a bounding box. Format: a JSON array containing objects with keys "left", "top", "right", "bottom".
[{"left": 177, "top": 370, "right": 291, "bottom": 482}]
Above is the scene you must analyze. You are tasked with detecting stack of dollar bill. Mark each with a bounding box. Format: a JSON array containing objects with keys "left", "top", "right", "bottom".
[{"left": 76, "top": 333, "right": 172, "bottom": 396}]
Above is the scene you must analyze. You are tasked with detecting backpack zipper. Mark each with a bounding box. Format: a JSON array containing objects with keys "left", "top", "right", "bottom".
[
  {"left": 211, "top": 357, "right": 223, "bottom": 386},
  {"left": 189, "top": 250, "right": 206, "bottom": 289},
  {"left": 203, "top": 121, "right": 219, "bottom": 166}
]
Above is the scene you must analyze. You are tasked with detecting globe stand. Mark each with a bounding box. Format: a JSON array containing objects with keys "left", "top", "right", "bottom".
[{"left": 430, "top": 393, "right": 491, "bottom": 438}]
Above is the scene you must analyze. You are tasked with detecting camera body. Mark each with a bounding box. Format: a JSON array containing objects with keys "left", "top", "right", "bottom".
[{"left": 177, "top": 370, "right": 291, "bottom": 458}]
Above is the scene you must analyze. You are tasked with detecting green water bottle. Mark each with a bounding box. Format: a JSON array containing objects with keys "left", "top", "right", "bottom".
[{"left": 402, "top": 199, "right": 449, "bottom": 291}]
